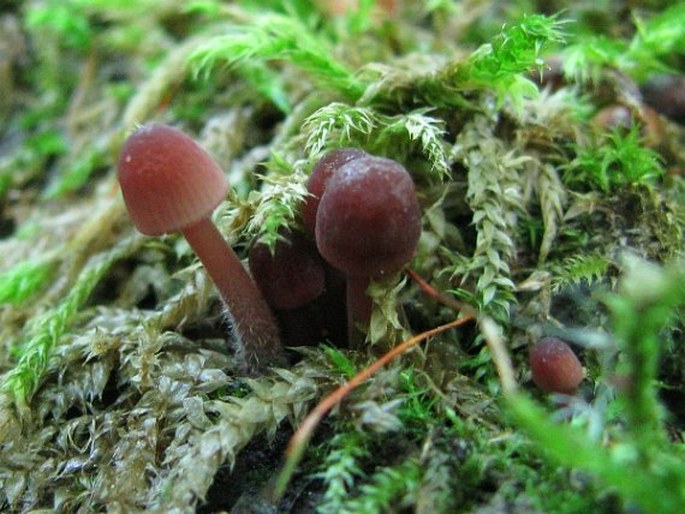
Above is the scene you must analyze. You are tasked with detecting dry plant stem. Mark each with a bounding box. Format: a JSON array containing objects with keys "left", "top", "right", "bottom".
[
  {"left": 66, "top": 49, "right": 97, "bottom": 137},
  {"left": 272, "top": 315, "right": 474, "bottom": 501},
  {"left": 181, "top": 217, "right": 286, "bottom": 372},
  {"left": 480, "top": 316, "right": 518, "bottom": 395}
]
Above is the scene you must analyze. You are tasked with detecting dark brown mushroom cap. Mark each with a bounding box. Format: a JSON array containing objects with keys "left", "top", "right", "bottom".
[
  {"left": 641, "top": 74, "right": 685, "bottom": 124},
  {"left": 301, "top": 148, "right": 367, "bottom": 233},
  {"left": 248, "top": 231, "right": 326, "bottom": 310},
  {"left": 315, "top": 156, "right": 421, "bottom": 278},
  {"left": 117, "top": 123, "right": 228, "bottom": 236},
  {"left": 530, "top": 337, "right": 584, "bottom": 395}
]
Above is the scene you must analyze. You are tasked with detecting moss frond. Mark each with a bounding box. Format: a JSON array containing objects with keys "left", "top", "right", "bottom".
[
  {"left": 0, "top": 236, "right": 140, "bottom": 407},
  {"left": 190, "top": 12, "right": 365, "bottom": 101},
  {"left": 337, "top": 458, "right": 423, "bottom": 514},
  {"left": 0, "top": 257, "right": 54, "bottom": 306},
  {"left": 303, "top": 103, "right": 378, "bottom": 155},
  {"left": 451, "top": 115, "right": 526, "bottom": 320},
  {"left": 303, "top": 103, "right": 450, "bottom": 181},
  {"left": 451, "top": 14, "right": 567, "bottom": 111},
  {"left": 241, "top": 161, "right": 310, "bottom": 251},
  {"left": 316, "top": 431, "right": 368, "bottom": 514},
  {"left": 606, "top": 256, "right": 684, "bottom": 450},
  {"left": 562, "top": 4, "right": 685, "bottom": 83},
  {"left": 367, "top": 276, "right": 409, "bottom": 346},
  {"left": 378, "top": 109, "right": 451, "bottom": 181},
  {"left": 361, "top": 13, "right": 567, "bottom": 112},
  {"left": 25, "top": 0, "right": 93, "bottom": 52},
  {"left": 564, "top": 127, "right": 664, "bottom": 192},
  {"left": 43, "top": 144, "right": 108, "bottom": 199},
  {"left": 536, "top": 162, "right": 568, "bottom": 263},
  {"left": 151, "top": 372, "right": 318, "bottom": 510},
  {"left": 550, "top": 252, "right": 612, "bottom": 293},
  {"left": 122, "top": 36, "right": 205, "bottom": 127},
  {"left": 0, "top": 130, "right": 66, "bottom": 199}
]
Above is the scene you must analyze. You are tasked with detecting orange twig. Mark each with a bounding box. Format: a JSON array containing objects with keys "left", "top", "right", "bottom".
[
  {"left": 406, "top": 267, "right": 474, "bottom": 316},
  {"left": 272, "top": 315, "right": 474, "bottom": 500}
]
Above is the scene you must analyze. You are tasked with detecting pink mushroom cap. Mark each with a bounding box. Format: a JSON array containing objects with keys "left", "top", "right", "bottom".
[{"left": 117, "top": 123, "right": 228, "bottom": 236}]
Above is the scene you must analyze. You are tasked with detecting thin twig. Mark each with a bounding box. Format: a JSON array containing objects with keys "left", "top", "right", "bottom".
[
  {"left": 406, "top": 267, "right": 475, "bottom": 316},
  {"left": 271, "top": 315, "right": 474, "bottom": 501}
]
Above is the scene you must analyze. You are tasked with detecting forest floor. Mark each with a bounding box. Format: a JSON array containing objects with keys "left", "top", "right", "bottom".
[{"left": 1, "top": 1, "right": 684, "bottom": 513}]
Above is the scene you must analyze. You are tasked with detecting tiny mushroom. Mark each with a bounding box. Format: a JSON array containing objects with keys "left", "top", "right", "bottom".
[
  {"left": 301, "top": 148, "right": 367, "bottom": 234},
  {"left": 249, "top": 230, "right": 340, "bottom": 345},
  {"left": 117, "top": 123, "right": 286, "bottom": 373},
  {"left": 592, "top": 104, "right": 634, "bottom": 132},
  {"left": 313, "top": 154, "right": 422, "bottom": 337},
  {"left": 530, "top": 337, "right": 584, "bottom": 395},
  {"left": 248, "top": 230, "right": 326, "bottom": 311}
]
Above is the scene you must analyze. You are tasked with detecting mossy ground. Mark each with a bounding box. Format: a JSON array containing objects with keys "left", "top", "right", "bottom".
[{"left": 0, "top": 1, "right": 684, "bottom": 513}]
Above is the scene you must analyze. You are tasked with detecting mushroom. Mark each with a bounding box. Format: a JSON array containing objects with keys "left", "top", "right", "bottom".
[
  {"left": 314, "top": 154, "right": 422, "bottom": 338},
  {"left": 248, "top": 230, "right": 326, "bottom": 311},
  {"left": 529, "top": 337, "right": 584, "bottom": 395},
  {"left": 301, "top": 148, "right": 367, "bottom": 234},
  {"left": 249, "top": 230, "right": 347, "bottom": 346},
  {"left": 117, "top": 123, "right": 286, "bottom": 373}
]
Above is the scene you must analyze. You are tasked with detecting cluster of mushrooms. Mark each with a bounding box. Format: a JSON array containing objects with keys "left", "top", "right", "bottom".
[
  {"left": 117, "top": 123, "right": 584, "bottom": 396},
  {"left": 117, "top": 124, "right": 421, "bottom": 374}
]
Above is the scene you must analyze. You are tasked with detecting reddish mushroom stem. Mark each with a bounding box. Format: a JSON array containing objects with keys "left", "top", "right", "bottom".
[
  {"left": 346, "top": 275, "right": 373, "bottom": 334},
  {"left": 181, "top": 218, "right": 284, "bottom": 370}
]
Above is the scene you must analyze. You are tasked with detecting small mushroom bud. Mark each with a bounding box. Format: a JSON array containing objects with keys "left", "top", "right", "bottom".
[
  {"left": 301, "top": 148, "right": 367, "bottom": 233},
  {"left": 530, "top": 337, "right": 584, "bottom": 395},
  {"left": 117, "top": 123, "right": 286, "bottom": 373},
  {"left": 248, "top": 231, "right": 326, "bottom": 311},
  {"left": 592, "top": 104, "right": 634, "bottom": 132},
  {"left": 249, "top": 230, "right": 344, "bottom": 346},
  {"left": 592, "top": 104, "right": 663, "bottom": 147}
]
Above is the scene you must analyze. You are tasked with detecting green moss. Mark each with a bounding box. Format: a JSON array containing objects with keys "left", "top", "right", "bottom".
[
  {"left": 0, "top": 1, "right": 684, "bottom": 512},
  {"left": 565, "top": 128, "right": 664, "bottom": 192}
]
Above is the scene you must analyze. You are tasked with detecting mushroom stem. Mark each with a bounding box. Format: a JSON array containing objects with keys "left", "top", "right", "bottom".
[
  {"left": 181, "top": 217, "right": 286, "bottom": 372},
  {"left": 346, "top": 275, "right": 372, "bottom": 338}
]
